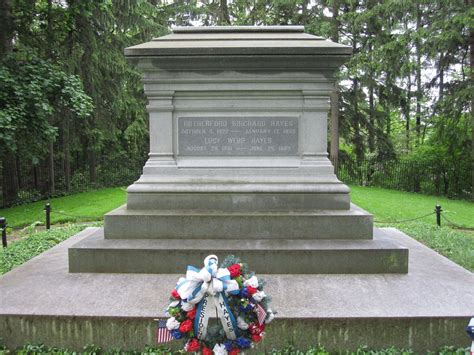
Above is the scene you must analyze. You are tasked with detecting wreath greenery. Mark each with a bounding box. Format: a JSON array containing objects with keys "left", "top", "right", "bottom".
[{"left": 164, "top": 255, "right": 275, "bottom": 354}]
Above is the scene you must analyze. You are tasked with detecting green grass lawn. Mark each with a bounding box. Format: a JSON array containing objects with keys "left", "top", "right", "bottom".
[
  {"left": 349, "top": 185, "right": 474, "bottom": 228},
  {"left": 0, "top": 187, "right": 126, "bottom": 229}
]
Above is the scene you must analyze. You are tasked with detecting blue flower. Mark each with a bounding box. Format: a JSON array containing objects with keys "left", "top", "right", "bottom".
[
  {"left": 171, "top": 329, "right": 184, "bottom": 339},
  {"left": 236, "top": 337, "right": 252, "bottom": 349},
  {"left": 240, "top": 288, "right": 249, "bottom": 298},
  {"left": 224, "top": 340, "right": 233, "bottom": 351}
]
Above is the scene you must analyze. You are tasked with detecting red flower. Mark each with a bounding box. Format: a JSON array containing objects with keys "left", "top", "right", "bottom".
[
  {"left": 247, "top": 286, "right": 258, "bottom": 295},
  {"left": 171, "top": 289, "right": 180, "bottom": 299},
  {"left": 185, "top": 338, "right": 201, "bottom": 352},
  {"left": 229, "top": 349, "right": 240, "bottom": 355},
  {"left": 179, "top": 319, "right": 193, "bottom": 333},
  {"left": 202, "top": 347, "right": 213, "bottom": 355},
  {"left": 187, "top": 307, "right": 197, "bottom": 320},
  {"left": 248, "top": 323, "right": 263, "bottom": 335},
  {"left": 251, "top": 334, "right": 263, "bottom": 343},
  {"left": 227, "top": 264, "right": 241, "bottom": 278}
]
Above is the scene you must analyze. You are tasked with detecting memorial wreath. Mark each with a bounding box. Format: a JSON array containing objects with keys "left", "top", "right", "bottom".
[{"left": 164, "top": 255, "right": 275, "bottom": 354}]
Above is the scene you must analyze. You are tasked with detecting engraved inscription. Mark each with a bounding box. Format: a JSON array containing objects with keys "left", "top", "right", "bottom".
[{"left": 178, "top": 117, "right": 298, "bottom": 156}]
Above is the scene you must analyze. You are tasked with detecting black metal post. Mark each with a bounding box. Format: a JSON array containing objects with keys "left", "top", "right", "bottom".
[
  {"left": 435, "top": 204, "right": 442, "bottom": 227},
  {"left": 45, "top": 203, "right": 51, "bottom": 230},
  {"left": 0, "top": 217, "right": 7, "bottom": 248}
]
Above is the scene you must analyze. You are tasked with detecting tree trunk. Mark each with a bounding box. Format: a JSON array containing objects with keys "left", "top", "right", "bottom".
[
  {"left": 330, "top": 89, "right": 339, "bottom": 167},
  {"left": 74, "top": 5, "right": 97, "bottom": 184},
  {"left": 89, "top": 149, "right": 96, "bottom": 184},
  {"left": 0, "top": 0, "right": 15, "bottom": 207},
  {"left": 353, "top": 78, "right": 364, "bottom": 163},
  {"left": 46, "top": 0, "right": 55, "bottom": 195},
  {"left": 2, "top": 154, "right": 19, "bottom": 207},
  {"left": 218, "top": 0, "right": 231, "bottom": 25},
  {"left": 0, "top": 0, "right": 13, "bottom": 59},
  {"left": 301, "top": 0, "right": 310, "bottom": 25},
  {"left": 368, "top": 82, "right": 375, "bottom": 153},
  {"left": 470, "top": 0, "right": 474, "bottom": 200},
  {"left": 414, "top": 10, "right": 422, "bottom": 195},
  {"left": 367, "top": 0, "right": 376, "bottom": 154},
  {"left": 405, "top": 74, "right": 412, "bottom": 152},
  {"left": 33, "top": 164, "right": 39, "bottom": 190},
  {"left": 350, "top": 2, "right": 363, "bottom": 164},
  {"left": 64, "top": 115, "right": 71, "bottom": 192},
  {"left": 415, "top": 3, "right": 422, "bottom": 146},
  {"left": 15, "top": 155, "right": 22, "bottom": 188},
  {"left": 438, "top": 54, "right": 444, "bottom": 102},
  {"left": 329, "top": 0, "right": 340, "bottom": 164},
  {"left": 63, "top": 21, "right": 75, "bottom": 193},
  {"left": 48, "top": 141, "right": 55, "bottom": 194}
]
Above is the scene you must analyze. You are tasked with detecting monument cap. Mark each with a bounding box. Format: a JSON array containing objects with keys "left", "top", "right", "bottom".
[{"left": 124, "top": 25, "right": 352, "bottom": 57}]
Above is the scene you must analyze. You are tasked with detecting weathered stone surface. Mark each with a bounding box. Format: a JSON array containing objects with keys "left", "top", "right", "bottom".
[
  {"left": 103, "top": 204, "right": 373, "bottom": 240},
  {"left": 69, "top": 228, "right": 406, "bottom": 274},
  {"left": 1, "top": 228, "right": 472, "bottom": 351}
]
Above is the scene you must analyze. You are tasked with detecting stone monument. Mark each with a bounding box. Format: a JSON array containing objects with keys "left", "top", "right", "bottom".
[{"left": 69, "top": 26, "right": 408, "bottom": 274}]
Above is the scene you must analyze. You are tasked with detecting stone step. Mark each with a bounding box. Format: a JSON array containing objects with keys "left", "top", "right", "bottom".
[
  {"left": 69, "top": 228, "right": 407, "bottom": 274},
  {"left": 104, "top": 203, "right": 373, "bottom": 240},
  {"left": 126, "top": 191, "right": 350, "bottom": 211}
]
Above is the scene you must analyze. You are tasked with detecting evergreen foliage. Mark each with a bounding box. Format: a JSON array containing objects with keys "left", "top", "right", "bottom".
[{"left": 0, "top": 0, "right": 472, "bottom": 204}]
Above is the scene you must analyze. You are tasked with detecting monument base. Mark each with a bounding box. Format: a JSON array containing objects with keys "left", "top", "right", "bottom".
[
  {"left": 69, "top": 227, "right": 407, "bottom": 274},
  {"left": 1, "top": 227, "right": 472, "bottom": 352}
]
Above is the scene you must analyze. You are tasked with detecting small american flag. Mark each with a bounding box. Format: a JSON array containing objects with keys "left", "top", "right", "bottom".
[
  {"left": 155, "top": 319, "right": 174, "bottom": 343},
  {"left": 255, "top": 304, "right": 267, "bottom": 325}
]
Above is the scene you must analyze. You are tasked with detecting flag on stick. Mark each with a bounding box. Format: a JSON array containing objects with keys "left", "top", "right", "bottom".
[
  {"left": 255, "top": 304, "right": 267, "bottom": 325},
  {"left": 155, "top": 319, "right": 173, "bottom": 343}
]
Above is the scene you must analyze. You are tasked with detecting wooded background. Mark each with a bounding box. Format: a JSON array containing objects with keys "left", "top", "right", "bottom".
[{"left": 0, "top": 0, "right": 472, "bottom": 207}]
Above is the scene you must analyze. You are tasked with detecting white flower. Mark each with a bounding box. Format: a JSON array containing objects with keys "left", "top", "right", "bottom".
[
  {"left": 252, "top": 291, "right": 266, "bottom": 302},
  {"left": 166, "top": 317, "right": 180, "bottom": 330},
  {"left": 243, "top": 275, "right": 259, "bottom": 288},
  {"left": 237, "top": 316, "right": 249, "bottom": 330},
  {"left": 265, "top": 309, "right": 275, "bottom": 324},
  {"left": 212, "top": 343, "right": 228, "bottom": 355}
]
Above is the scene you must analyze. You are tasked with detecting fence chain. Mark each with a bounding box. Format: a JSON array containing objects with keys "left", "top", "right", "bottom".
[
  {"left": 374, "top": 211, "right": 435, "bottom": 224},
  {"left": 440, "top": 214, "right": 474, "bottom": 231},
  {"left": 375, "top": 210, "right": 474, "bottom": 230}
]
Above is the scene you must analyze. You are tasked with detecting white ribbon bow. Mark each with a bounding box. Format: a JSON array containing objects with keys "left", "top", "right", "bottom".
[{"left": 176, "top": 255, "right": 240, "bottom": 304}]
